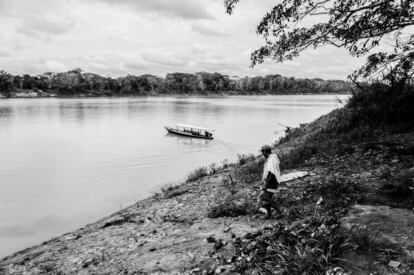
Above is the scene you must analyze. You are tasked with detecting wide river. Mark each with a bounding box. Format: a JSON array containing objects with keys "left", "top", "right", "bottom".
[{"left": 0, "top": 95, "right": 347, "bottom": 258}]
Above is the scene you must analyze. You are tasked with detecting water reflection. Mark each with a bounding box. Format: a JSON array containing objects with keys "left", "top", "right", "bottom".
[
  {"left": 0, "top": 106, "right": 13, "bottom": 119},
  {"left": 165, "top": 133, "right": 212, "bottom": 148}
]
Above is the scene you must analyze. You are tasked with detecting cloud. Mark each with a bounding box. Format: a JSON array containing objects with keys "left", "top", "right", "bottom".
[
  {"left": 124, "top": 61, "right": 150, "bottom": 71},
  {"left": 192, "top": 23, "right": 228, "bottom": 37},
  {"left": 17, "top": 16, "right": 74, "bottom": 37},
  {"left": 100, "top": 0, "right": 213, "bottom": 20},
  {"left": 191, "top": 43, "right": 208, "bottom": 54},
  {"left": 45, "top": 60, "right": 67, "bottom": 72},
  {"left": 142, "top": 52, "right": 188, "bottom": 67},
  {"left": 0, "top": 0, "right": 364, "bottom": 79},
  {"left": 0, "top": 51, "right": 10, "bottom": 57}
]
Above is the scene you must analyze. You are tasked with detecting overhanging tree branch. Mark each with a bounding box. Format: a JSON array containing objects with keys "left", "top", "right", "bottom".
[{"left": 224, "top": 0, "right": 414, "bottom": 80}]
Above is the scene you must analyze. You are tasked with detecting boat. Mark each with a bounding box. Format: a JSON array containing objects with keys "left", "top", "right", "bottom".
[{"left": 165, "top": 123, "right": 214, "bottom": 140}]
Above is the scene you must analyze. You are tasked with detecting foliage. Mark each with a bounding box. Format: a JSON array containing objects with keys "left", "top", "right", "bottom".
[
  {"left": 186, "top": 166, "right": 210, "bottom": 182},
  {"left": 277, "top": 79, "right": 414, "bottom": 168},
  {"left": 265, "top": 226, "right": 350, "bottom": 274},
  {"left": 0, "top": 70, "right": 13, "bottom": 96},
  {"left": 210, "top": 175, "right": 361, "bottom": 274},
  {"left": 207, "top": 177, "right": 257, "bottom": 218},
  {"left": 185, "top": 161, "right": 230, "bottom": 183},
  {"left": 208, "top": 163, "right": 221, "bottom": 174},
  {"left": 347, "top": 80, "right": 414, "bottom": 128},
  {"left": 228, "top": 221, "right": 352, "bottom": 274},
  {"left": 233, "top": 157, "right": 264, "bottom": 185},
  {"left": 274, "top": 175, "right": 360, "bottom": 223},
  {"left": 305, "top": 175, "right": 360, "bottom": 217},
  {"left": 0, "top": 69, "right": 351, "bottom": 96},
  {"left": 225, "top": 0, "right": 414, "bottom": 80},
  {"left": 237, "top": 153, "right": 256, "bottom": 165},
  {"left": 160, "top": 182, "right": 189, "bottom": 199},
  {"left": 207, "top": 189, "right": 257, "bottom": 218}
]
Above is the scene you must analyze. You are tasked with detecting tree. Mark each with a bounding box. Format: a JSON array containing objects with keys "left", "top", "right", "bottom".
[
  {"left": 0, "top": 70, "right": 13, "bottom": 96},
  {"left": 224, "top": 0, "right": 414, "bottom": 81}
]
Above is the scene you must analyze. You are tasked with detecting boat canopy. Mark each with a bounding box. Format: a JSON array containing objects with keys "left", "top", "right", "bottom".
[{"left": 176, "top": 123, "right": 214, "bottom": 132}]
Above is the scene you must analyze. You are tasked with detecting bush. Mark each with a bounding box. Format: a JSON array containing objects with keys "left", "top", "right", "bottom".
[
  {"left": 237, "top": 153, "right": 256, "bottom": 165},
  {"left": 160, "top": 182, "right": 188, "bottom": 199},
  {"left": 207, "top": 189, "right": 257, "bottom": 218},
  {"left": 209, "top": 163, "right": 220, "bottom": 174},
  {"left": 276, "top": 81, "right": 414, "bottom": 169},
  {"left": 233, "top": 158, "right": 264, "bottom": 185},
  {"left": 228, "top": 221, "right": 352, "bottom": 274},
  {"left": 186, "top": 166, "right": 210, "bottom": 182},
  {"left": 348, "top": 81, "right": 414, "bottom": 128}
]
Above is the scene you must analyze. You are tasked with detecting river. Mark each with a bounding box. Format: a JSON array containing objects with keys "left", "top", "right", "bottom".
[{"left": 0, "top": 95, "right": 347, "bottom": 258}]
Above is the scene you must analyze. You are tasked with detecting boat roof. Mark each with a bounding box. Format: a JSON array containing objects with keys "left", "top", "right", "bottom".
[{"left": 176, "top": 123, "right": 214, "bottom": 131}]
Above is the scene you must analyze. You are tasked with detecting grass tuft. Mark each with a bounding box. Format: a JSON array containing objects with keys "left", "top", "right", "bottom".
[
  {"left": 237, "top": 153, "right": 256, "bottom": 165},
  {"left": 186, "top": 166, "right": 210, "bottom": 182}
]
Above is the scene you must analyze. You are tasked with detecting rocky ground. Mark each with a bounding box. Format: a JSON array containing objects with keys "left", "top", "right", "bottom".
[{"left": 1, "top": 113, "right": 413, "bottom": 274}]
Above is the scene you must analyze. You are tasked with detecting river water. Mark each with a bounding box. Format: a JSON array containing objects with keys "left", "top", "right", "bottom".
[{"left": 0, "top": 95, "right": 347, "bottom": 257}]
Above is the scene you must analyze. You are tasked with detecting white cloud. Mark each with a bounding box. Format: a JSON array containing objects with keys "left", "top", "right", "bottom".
[
  {"left": 192, "top": 23, "right": 228, "bottom": 37},
  {"left": 99, "top": 0, "right": 213, "bottom": 20},
  {"left": 17, "top": 17, "right": 74, "bottom": 37},
  {"left": 0, "top": 51, "right": 10, "bottom": 58},
  {"left": 142, "top": 52, "right": 189, "bottom": 67},
  {"left": 45, "top": 60, "right": 67, "bottom": 72},
  {"left": 0, "top": 0, "right": 366, "bottom": 79}
]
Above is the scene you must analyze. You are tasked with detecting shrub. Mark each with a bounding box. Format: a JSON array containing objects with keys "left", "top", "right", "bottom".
[
  {"left": 348, "top": 81, "right": 414, "bottom": 128},
  {"left": 233, "top": 158, "right": 264, "bottom": 185},
  {"left": 228, "top": 221, "right": 352, "bottom": 274},
  {"left": 207, "top": 189, "right": 257, "bottom": 218},
  {"left": 221, "top": 159, "right": 230, "bottom": 169},
  {"left": 209, "top": 163, "right": 220, "bottom": 174},
  {"left": 160, "top": 182, "right": 188, "bottom": 199},
  {"left": 186, "top": 166, "right": 209, "bottom": 182},
  {"left": 237, "top": 153, "right": 256, "bottom": 165}
]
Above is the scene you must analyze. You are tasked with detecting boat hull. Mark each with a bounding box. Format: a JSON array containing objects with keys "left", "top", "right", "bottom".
[{"left": 165, "top": 127, "right": 213, "bottom": 140}]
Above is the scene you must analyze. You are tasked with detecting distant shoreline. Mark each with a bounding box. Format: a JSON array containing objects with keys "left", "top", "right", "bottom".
[
  {"left": 0, "top": 90, "right": 350, "bottom": 99},
  {"left": 0, "top": 70, "right": 352, "bottom": 99}
]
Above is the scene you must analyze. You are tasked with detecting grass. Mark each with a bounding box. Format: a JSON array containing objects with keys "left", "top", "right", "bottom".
[
  {"left": 159, "top": 182, "right": 188, "bottom": 199},
  {"left": 206, "top": 157, "right": 264, "bottom": 218},
  {"left": 185, "top": 161, "right": 232, "bottom": 183},
  {"left": 230, "top": 220, "right": 353, "bottom": 275},
  {"left": 204, "top": 80, "right": 414, "bottom": 273},
  {"left": 209, "top": 175, "right": 363, "bottom": 274},
  {"left": 186, "top": 166, "right": 210, "bottom": 182},
  {"left": 237, "top": 153, "right": 256, "bottom": 165},
  {"left": 207, "top": 188, "right": 257, "bottom": 218},
  {"left": 275, "top": 81, "right": 414, "bottom": 169}
]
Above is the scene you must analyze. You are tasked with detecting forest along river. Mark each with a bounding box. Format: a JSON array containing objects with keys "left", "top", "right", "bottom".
[{"left": 0, "top": 95, "right": 347, "bottom": 257}]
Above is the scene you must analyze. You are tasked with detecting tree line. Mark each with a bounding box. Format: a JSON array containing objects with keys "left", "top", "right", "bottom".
[{"left": 0, "top": 69, "right": 351, "bottom": 97}]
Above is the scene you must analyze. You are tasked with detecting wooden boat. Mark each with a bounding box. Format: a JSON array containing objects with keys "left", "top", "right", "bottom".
[{"left": 165, "top": 123, "right": 214, "bottom": 140}]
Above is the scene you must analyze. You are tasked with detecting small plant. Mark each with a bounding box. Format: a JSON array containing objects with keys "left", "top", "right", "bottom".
[
  {"left": 160, "top": 182, "right": 188, "bottom": 199},
  {"left": 186, "top": 166, "right": 209, "bottom": 182},
  {"left": 209, "top": 163, "right": 220, "bottom": 174},
  {"left": 233, "top": 158, "right": 264, "bottom": 185},
  {"left": 160, "top": 183, "right": 180, "bottom": 193},
  {"left": 349, "top": 226, "right": 378, "bottom": 252},
  {"left": 221, "top": 159, "right": 230, "bottom": 169},
  {"left": 207, "top": 185, "right": 257, "bottom": 218},
  {"left": 226, "top": 221, "right": 352, "bottom": 274},
  {"left": 237, "top": 153, "right": 256, "bottom": 165}
]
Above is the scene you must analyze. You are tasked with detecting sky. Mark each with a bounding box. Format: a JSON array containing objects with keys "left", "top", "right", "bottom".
[{"left": 0, "top": 0, "right": 367, "bottom": 80}]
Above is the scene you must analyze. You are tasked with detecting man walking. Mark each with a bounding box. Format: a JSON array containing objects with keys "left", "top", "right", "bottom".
[{"left": 258, "top": 144, "right": 282, "bottom": 219}]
